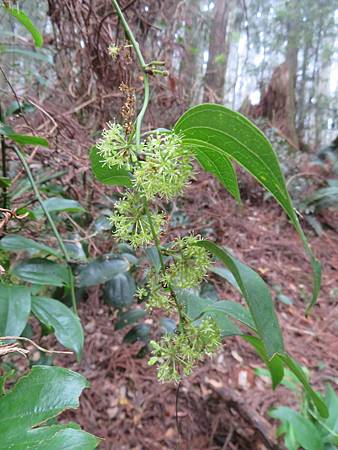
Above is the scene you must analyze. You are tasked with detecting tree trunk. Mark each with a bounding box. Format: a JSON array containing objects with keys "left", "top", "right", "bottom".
[
  {"left": 179, "top": 0, "right": 204, "bottom": 104},
  {"left": 284, "top": 0, "right": 300, "bottom": 148},
  {"left": 297, "top": 42, "right": 310, "bottom": 143},
  {"left": 203, "top": 0, "right": 230, "bottom": 102}
]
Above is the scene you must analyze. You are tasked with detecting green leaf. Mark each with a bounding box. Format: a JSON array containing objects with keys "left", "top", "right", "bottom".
[
  {"left": 11, "top": 259, "right": 70, "bottom": 287},
  {"left": 280, "top": 354, "right": 328, "bottom": 418},
  {"left": 32, "top": 197, "right": 85, "bottom": 219},
  {"left": 0, "top": 284, "right": 31, "bottom": 335},
  {"left": 243, "top": 335, "right": 284, "bottom": 389},
  {"left": 0, "top": 177, "right": 11, "bottom": 188},
  {"left": 115, "top": 308, "right": 146, "bottom": 330},
  {"left": 210, "top": 266, "right": 240, "bottom": 290},
  {"left": 90, "top": 146, "right": 132, "bottom": 187},
  {"left": 174, "top": 104, "right": 321, "bottom": 310},
  {"left": 203, "top": 300, "right": 256, "bottom": 330},
  {"left": 0, "top": 366, "right": 99, "bottom": 449},
  {"left": 0, "top": 235, "right": 61, "bottom": 258},
  {"left": 193, "top": 147, "right": 241, "bottom": 202},
  {"left": 5, "top": 100, "right": 35, "bottom": 118},
  {"left": 6, "top": 133, "right": 49, "bottom": 147},
  {"left": 3, "top": 7, "right": 43, "bottom": 47},
  {"left": 31, "top": 297, "right": 84, "bottom": 358},
  {"left": 123, "top": 324, "right": 150, "bottom": 344},
  {"left": 176, "top": 290, "right": 242, "bottom": 337},
  {"left": 270, "top": 407, "right": 324, "bottom": 450},
  {"left": 0, "top": 45, "right": 53, "bottom": 63},
  {"left": 104, "top": 272, "right": 136, "bottom": 308},
  {"left": 76, "top": 256, "right": 129, "bottom": 287},
  {"left": 197, "top": 240, "right": 284, "bottom": 357}
]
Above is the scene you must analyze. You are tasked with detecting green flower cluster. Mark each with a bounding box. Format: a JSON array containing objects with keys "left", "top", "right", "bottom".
[
  {"left": 134, "top": 133, "right": 193, "bottom": 200},
  {"left": 110, "top": 193, "right": 164, "bottom": 248},
  {"left": 149, "top": 318, "right": 221, "bottom": 383},
  {"left": 96, "top": 122, "right": 137, "bottom": 170},
  {"left": 166, "top": 235, "right": 210, "bottom": 289},
  {"left": 97, "top": 124, "right": 221, "bottom": 382}
]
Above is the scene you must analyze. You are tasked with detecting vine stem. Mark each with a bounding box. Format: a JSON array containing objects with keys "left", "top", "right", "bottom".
[
  {"left": 111, "top": 0, "right": 184, "bottom": 331},
  {"left": 14, "top": 146, "right": 78, "bottom": 315},
  {"left": 111, "top": 0, "right": 149, "bottom": 147}
]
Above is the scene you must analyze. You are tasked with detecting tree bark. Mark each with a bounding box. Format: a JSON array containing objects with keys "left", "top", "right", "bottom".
[
  {"left": 284, "top": 0, "right": 300, "bottom": 148},
  {"left": 203, "top": 0, "right": 230, "bottom": 102}
]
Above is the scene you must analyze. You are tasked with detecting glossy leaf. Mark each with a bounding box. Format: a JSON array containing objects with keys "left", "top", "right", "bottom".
[
  {"left": 0, "top": 235, "right": 60, "bottom": 258},
  {"left": 198, "top": 240, "right": 284, "bottom": 357},
  {"left": 192, "top": 146, "right": 240, "bottom": 202},
  {"left": 31, "top": 297, "right": 84, "bottom": 358},
  {"left": 76, "top": 256, "right": 129, "bottom": 287},
  {"left": 3, "top": 7, "right": 43, "bottom": 47},
  {"left": 6, "top": 133, "right": 48, "bottom": 147},
  {"left": 0, "top": 284, "right": 31, "bottom": 335},
  {"left": 11, "top": 259, "right": 70, "bottom": 287},
  {"left": 270, "top": 407, "right": 324, "bottom": 450},
  {"left": 0, "top": 366, "right": 99, "bottom": 449},
  {"left": 103, "top": 272, "right": 136, "bottom": 308},
  {"left": 123, "top": 324, "right": 150, "bottom": 344},
  {"left": 90, "top": 146, "right": 132, "bottom": 187},
  {"left": 33, "top": 197, "right": 85, "bottom": 219},
  {"left": 210, "top": 266, "right": 240, "bottom": 290},
  {"left": 115, "top": 308, "right": 146, "bottom": 330},
  {"left": 175, "top": 104, "right": 321, "bottom": 310}
]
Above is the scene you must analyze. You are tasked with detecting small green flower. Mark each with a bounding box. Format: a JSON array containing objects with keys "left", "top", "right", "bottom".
[
  {"left": 165, "top": 235, "right": 210, "bottom": 289},
  {"left": 134, "top": 133, "right": 193, "bottom": 200},
  {"left": 149, "top": 317, "right": 221, "bottom": 383},
  {"left": 137, "top": 271, "right": 173, "bottom": 312},
  {"left": 110, "top": 192, "right": 165, "bottom": 248},
  {"left": 96, "top": 122, "right": 137, "bottom": 170},
  {"left": 108, "top": 44, "right": 121, "bottom": 60}
]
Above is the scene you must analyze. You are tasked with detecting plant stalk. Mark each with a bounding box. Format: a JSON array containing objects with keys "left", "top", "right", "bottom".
[
  {"left": 14, "top": 146, "right": 78, "bottom": 315},
  {"left": 112, "top": 0, "right": 184, "bottom": 331}
]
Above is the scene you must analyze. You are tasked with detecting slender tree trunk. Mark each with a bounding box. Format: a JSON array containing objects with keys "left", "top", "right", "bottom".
[
  {"left": 203, "top": 0, "right": 230, "bottom": 102},
  {"left": 285, "top": 0, "right": 300, "bottom": 148},
  {"left": 179, "top": 0, "right": 203, "bottom": 104},
  {"left": 297, "top": 42, "right": 310, "bottom": 142}
]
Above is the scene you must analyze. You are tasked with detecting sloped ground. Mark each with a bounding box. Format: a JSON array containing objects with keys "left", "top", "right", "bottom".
[{"left": 55, "top": 171, "right": 338, "bottom": 450}]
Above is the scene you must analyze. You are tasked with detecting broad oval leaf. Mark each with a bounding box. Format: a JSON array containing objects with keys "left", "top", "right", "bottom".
[
  {"left": 0, "top": 284, "right": 31, "bottom": 335},
  {"left": 0, "top": 235, "right": 61, "bottom": 258},
  {"left": 3, "top": 7, "right": 43, "bottom": 47},
  {"left": 11, "top": 259, "right": 70, "bottom": 287},
  {"left": 174, "top": 104, "right": 321, "bottom": 310},
  {"left": 0, "top": 365, "right": 99, "bottom": 449},
  {"left": 197, "top": 240, "right": 284, "bottom": 357},
  {"left": 104, "top": 272, "right": 136, "bottom": 308},
  {"left": 115, "top": 308, "right": 146, "bottom": 330},
  {"left": 31, "top": 296, "right": 84, "bottom": 359},
  {"left": 76, "top": 256, "right": 129, "bottom": 287},
  {"left": 33, "top": 197, "right": 85, "bottom": 219},
  {"left": 90, "top": 146, "right": 132, "bottom": 187}
]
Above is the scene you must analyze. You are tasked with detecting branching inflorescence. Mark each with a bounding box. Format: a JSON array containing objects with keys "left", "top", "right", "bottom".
[{"left": 97, "top": 103, "right": 221, "bottom": 383}]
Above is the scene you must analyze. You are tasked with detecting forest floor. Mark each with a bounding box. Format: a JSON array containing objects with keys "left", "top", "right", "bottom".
[{"left": 52, "top": 169, "right": 338, "bottom": 450}]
